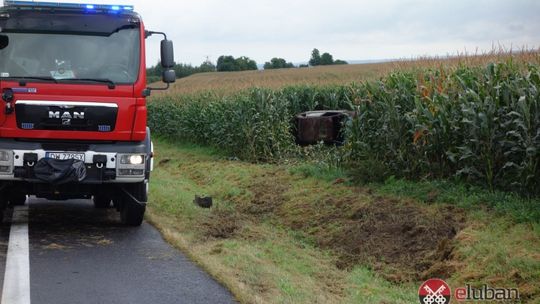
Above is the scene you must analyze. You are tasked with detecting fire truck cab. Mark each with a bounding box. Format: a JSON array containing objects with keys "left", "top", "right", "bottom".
[{"left": 0, "top": 1, "right": 175, "bottom": 225}]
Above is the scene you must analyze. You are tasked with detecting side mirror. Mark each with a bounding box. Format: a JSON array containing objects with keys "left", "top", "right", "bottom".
[
  {"left": 143, "top": 31, "right": 175, "bottom": 96},
  {"left": 160, "top": 39, "right": 174, "bottom": 69},
  {"left": 162, "top": 69, "right": 176, "bottom": 84},
  {"left": 0, "top": 35, "right": 8, "bottom": 50}
]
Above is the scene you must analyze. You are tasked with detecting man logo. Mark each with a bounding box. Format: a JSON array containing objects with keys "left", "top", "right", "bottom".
[{"left": 49, "top": 111, "right": 85, "bottom": 120}]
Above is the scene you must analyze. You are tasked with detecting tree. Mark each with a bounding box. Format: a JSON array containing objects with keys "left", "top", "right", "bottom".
[
  {"left": 173, "top": 63, "right": 197, "bottom": 78},
  {"left": 199, "top": 58, "right": 216, "bottom": 72},
  {"left": 217, "top": 55, "right": 238, "bottom": 72},
  {"left": 307, "top": 48, "right": 348, "bottom": 66},
  {"left": 235, "top": 56, "right": 258, "bottom": 71},
  {"left": 146, "top": 58, "right": 218, "bottom": 84},
  {"left": 309, "top": 48, "right": 321, "bottom": 66},
  {"left": 216, "top": 55, "right": 257, "bottom": 72},
  {"left": 148, "top": 60, "right": 164, "bottom": 76},
  {"left": 264, "top": 57, "right": 295, "bottom": 70},
  {"left": 320, "top": 52, "right": 334, "bottom": 65}
]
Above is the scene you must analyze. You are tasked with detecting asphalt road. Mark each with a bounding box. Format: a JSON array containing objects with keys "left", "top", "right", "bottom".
[{"left": 0, "top": 197, "right": 236, "bottom": 304}]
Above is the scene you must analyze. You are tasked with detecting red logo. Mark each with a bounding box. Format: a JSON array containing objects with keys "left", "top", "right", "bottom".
[{"left": 419, "top": 279, "right": 451, "bottom": 304}]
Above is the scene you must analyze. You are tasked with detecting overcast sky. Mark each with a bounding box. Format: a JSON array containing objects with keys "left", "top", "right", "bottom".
[{"left": 54, "top": 0, "right": 540, "bottom": 66}]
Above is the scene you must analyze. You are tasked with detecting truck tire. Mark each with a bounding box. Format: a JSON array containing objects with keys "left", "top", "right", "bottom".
[
  {"left": 121, "top": 201, "right": 146, "bottom": 226},
  {"left": 8, "top": 193, "right": 26, "bottom": 206},
  {"left": 120, "top": 182, "right": 147, "bottom": 226},
  {"left": 93, "top": 196, "right": 112, "bottom": 209},
  {"left": 0, "top": 192, "right": 6, "bottom": 224}
]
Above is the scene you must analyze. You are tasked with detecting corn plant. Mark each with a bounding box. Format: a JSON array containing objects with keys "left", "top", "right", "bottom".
[{"left": 148, "top": 59, "right": 540, "bottom": 195}]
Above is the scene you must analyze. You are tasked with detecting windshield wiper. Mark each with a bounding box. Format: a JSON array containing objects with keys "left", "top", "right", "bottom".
[
  {"left": 59, "top": 78, "right": 116, "bottom": 89},
  {"left": 5, "top": 76, "right": 58, "bottom": 85}
]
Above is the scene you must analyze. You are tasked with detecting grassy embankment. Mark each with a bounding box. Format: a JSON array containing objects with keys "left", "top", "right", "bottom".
[{"left": 148, "top": 140, "right": 540, "bottom": 304}]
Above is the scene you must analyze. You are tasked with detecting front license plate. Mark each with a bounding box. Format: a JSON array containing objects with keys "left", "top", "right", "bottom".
[{"left": 46, "top": 152, "right": 85, "bottom": 162}]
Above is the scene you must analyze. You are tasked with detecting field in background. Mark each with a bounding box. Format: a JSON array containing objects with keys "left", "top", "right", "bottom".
[
  {"left": 157, "top": 49, "right": 540, "bottom": 96},
  {"left": 160, "top": 63, "right": 388, "bottom": 96}
]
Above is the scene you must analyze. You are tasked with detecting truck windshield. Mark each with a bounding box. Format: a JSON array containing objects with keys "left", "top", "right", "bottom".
[{"left": 0, "top": 28, "right": 140, "bottom": 84}]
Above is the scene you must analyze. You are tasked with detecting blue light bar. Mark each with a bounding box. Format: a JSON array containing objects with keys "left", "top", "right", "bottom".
[{"left": 3, "top": 1, "right": 135, "bottom": 12}]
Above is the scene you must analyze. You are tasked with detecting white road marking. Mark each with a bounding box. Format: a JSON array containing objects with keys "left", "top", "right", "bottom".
[{"left": 1, "top": 205, "right": 30, "bottom": 304}]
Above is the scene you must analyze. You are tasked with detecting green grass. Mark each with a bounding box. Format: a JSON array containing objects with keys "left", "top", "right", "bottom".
[
  {"left": 450, "top": 217, "right": 540, "bottom": 301},
  {"left": 374, "top": 176, "right": 540, "bottom": 223},
  {"left": 289, "top": 161, "right": 540, "bottom": 224},
  {"left": 288, "top": 163, "right": 347, "bottom": 182},
  {"left": 148, "top": 139, "right": 540, "bottom": 303},
  {"left": 346, "top": 267, "right": 417, "bottom": 303}
]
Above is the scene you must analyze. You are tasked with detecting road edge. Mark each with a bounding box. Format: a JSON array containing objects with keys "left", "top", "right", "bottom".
[{"left": 145, "top": 210, "right": 245, "bottom": 304}]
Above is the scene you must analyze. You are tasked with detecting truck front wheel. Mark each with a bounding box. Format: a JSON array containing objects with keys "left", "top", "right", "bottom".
[
  {"left": 0, "top": 191, "right": 7, "bottom": 224},
  {"left": 121, "top": 201, "right": 146, "bottom": 226},
  {"left": 120, "top": 182, "right": 147, "bottom": 226}
]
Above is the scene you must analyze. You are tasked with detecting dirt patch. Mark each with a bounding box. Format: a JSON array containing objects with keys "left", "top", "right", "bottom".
[
  {"left": 197, "top": 168, "right": 465, "bottom": 283},
  {"left": 240, "top": 172, "right": 289, "bottom": 216},
  {"left": 198, "top": 171, "right": 289, "bottom": 239},
  {"left": 325, "top": 198, "right": 465, "bottom": 282},
  {"left": 200, "top": 208, "right": 242, "bottom": 239}
]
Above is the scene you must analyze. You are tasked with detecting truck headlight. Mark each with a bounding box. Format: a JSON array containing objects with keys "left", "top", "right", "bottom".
[
  {"left": 119, "top": 154, "right": 145, "bottom": 165},
  {"left": 0, "top": 150, "right": 13, "bottom": 174},
  {"left": 0, "top": 150, "right": 10, "bottom": 162},
  {"left": 117, "top": 153, "right": 146, "bottom": 177},
  {"left": 129, "top": 155, "right": 144, "bottom": 165}
]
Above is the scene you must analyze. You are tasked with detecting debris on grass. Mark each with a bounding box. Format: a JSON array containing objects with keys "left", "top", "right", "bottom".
[{"left": 194, "top": 195, "right": 213, "bottom": 208}]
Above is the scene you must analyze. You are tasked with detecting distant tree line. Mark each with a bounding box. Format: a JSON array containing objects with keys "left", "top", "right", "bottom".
[
  {"left": 147, "top": 48, "right": 348, "bottom": 82},
  {"left": 264, "top": 49, "right": 348, "bottom": 70},
  {"left": 146, "top": 59, "right": 217, "bottom": 83}
]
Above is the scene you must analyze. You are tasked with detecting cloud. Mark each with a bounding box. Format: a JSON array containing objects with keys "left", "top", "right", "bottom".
[{"left": 51, "top": 0, "right": 540, "bottom": 65}]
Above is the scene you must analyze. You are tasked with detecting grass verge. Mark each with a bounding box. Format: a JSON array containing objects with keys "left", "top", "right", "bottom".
[{"left": 148, "top": 139, "right": 540, "bottom": 303}]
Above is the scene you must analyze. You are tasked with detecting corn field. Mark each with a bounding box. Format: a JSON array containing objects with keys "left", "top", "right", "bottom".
[{"left": 148, "top": 58, "right": 540, "bottom": 195}]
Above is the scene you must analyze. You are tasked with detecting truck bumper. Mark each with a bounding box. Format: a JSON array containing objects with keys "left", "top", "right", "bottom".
[{"left": 0, "top": 128, "right": 153, "bottom": 185}]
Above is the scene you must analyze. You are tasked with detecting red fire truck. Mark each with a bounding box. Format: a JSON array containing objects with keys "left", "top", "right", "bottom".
[{"left": 0, "top": 1, "right": 175, "bottom": 225}]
